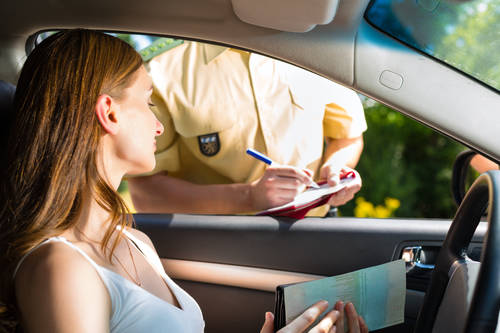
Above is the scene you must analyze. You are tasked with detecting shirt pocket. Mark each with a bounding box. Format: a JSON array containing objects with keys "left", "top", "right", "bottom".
[{"left": 170, "top": 101, "right": 237, "bottom": 138}]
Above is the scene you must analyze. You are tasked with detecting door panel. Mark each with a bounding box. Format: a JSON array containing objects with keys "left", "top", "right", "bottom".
[{"left": 135, "top": 214, "right": 487, "bottom": 333}]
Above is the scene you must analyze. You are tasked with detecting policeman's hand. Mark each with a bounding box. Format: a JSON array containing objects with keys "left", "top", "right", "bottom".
[
  {"left": 319, "top": 165, "right": 362, "bottom": 206},
  {"left": 259, "top": 300, "right": 368, "bottom": 333},
  {"left": 250, "top": 166, "right": 315, "bottom": 210}
]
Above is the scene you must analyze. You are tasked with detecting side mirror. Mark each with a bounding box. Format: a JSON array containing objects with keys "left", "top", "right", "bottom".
[{"left": 452, "top": 150, "right": 499, "bottom": 207}]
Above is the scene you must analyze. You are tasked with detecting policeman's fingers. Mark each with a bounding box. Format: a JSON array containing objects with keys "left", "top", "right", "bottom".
[
  {"left": 319, "top": 164, "right": 342, "bottom": 186},
  {"left": 267, "top": 166, "right": 315, "bottom": 186},
  {"left": 303, "top": 168, "right": 314, "bottom": 178},
  {"left": 278, "top": 300, "right": 337, "bottom": 333},
  {"left": 321, "top": 166, "right": 363, "bottom": 187},
  {"left": 259, "top": 173, "right": 306, "bottom": 193},
  {"left": 341, "top": 177, "right": 362, "bottom": 201},
  {"left": 327, "top": 174, "right": 362, "bottom": 206},
  {"left": 270, "top": 177, "right": 309, "bottom": 193},
  {"left": 253, "top": 183, "right": 302, "bottom": 209},
  {"left": 270, "top": 188, "right": 305, "bottom": 207},
  {"left": 328, "top": 188, "right": 355, "bottom": 207}
]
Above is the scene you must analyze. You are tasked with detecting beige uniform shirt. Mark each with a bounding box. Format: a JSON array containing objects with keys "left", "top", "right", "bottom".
[{"left": 148, "top": 41, "right": 366, "bottom": 185}]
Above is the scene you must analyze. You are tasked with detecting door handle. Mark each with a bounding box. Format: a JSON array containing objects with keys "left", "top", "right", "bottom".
[{"left": 402, "top": 246, "right": 438, "bottom": 277}]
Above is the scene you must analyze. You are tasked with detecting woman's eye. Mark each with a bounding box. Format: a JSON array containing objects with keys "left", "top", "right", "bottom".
[{"left": 148, "top": 102, "right": 156, "bottom": 108}]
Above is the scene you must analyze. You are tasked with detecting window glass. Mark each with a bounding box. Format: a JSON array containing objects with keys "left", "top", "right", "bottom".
[
  {"left": 365, "top": 0, "right": 500, "bottom": 91},
  {"left": 341, "top": 97, "right": 471, "bottom": 219},
  {"left": 36, "top": 31, "right": 472, "bottom": 219}
]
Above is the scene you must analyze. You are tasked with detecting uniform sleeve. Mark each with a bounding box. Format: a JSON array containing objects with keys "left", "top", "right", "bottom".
[
  {"left": 322, "top": 83, "right": 367, "bottom": 139},
  {"left": 279, "top": 61, "right": 367, "bottom": 140},
  {"left": 141, "top": 90, "right": 181, "bottom": 176}
]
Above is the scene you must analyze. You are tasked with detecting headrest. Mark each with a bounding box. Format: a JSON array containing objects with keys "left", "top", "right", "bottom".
[
  {"left": 0, "top": 81, "right": 16, "bottom": 158},
  {"left": 0, "top": 80, "right": 15, "bottom": 115}
]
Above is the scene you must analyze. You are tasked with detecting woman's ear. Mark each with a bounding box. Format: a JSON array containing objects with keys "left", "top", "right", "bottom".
[{"left": 95, "top": 94, "right": 119, "bottom": 135}]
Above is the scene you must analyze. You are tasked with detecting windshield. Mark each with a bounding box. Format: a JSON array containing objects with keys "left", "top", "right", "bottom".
[{"left": 365, "top": 0, "right": 500, "bottom": 92}]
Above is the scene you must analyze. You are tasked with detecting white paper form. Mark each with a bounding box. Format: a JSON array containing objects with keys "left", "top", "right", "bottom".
[
  {"left": 283, "top": 260, "right": 406, "bottom": 331},
  {"left": 258, "top": 177, "right": 356, "bottom": 214}
]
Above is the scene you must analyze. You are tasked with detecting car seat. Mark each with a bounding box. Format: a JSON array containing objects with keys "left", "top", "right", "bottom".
[{"left": 0, "top": 80, "right": 15, "bottom": 173}]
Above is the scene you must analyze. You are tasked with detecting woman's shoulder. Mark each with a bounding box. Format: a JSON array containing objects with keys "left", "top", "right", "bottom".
[
  {"left": 16, "top": 241, "right": 103, "bottom": 287},
  {"left": 14, "top": 240, "right": 110, "bottom": 330},
  {"left": 125, "top": 227, "right": 157, "bottom": 250}
]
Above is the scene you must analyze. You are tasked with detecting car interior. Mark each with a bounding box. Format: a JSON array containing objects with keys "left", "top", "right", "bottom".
[{"left": 1, "top": 0, "right": 499, "bottom": 332}]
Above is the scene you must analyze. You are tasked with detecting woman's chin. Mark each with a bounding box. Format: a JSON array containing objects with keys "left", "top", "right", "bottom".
[{"left": 126, "top": 162, "right": 155, "bottom": 176}]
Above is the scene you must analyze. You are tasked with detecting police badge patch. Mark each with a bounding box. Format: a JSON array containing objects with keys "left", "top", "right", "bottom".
[{"left": 198, "top": 133, "right": 220, "bottom": 157}]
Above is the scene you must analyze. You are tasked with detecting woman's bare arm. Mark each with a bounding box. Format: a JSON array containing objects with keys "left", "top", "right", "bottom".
[{"left": 15, "top": 242, "right": 110, "bottom": 333}]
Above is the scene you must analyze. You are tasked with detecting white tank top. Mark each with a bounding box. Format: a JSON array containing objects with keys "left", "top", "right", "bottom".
[{"left": 13, "top": 230, "right": 205, "bottom": 333}]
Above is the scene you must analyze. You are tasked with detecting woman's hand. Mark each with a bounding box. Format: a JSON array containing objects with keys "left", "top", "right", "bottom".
[
  {"left": 260, "top": 300, "right": 368, "bottom": 333},
  {"left": 334, "top": 301, "right": 368, "bottom": 333}
]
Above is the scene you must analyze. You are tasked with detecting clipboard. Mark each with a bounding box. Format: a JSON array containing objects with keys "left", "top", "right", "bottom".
[{"left": 257, "top": 172, "right": 356, "bottom": 219}]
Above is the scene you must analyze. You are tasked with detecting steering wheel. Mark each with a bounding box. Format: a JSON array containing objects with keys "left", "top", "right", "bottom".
[{"left": 414, "top": 171, "right": 500, "bottom": 333}]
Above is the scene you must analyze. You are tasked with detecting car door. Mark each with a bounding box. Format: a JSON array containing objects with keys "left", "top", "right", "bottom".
[{"left": 134, "top": 213, "right": 486, "bottom": 333}]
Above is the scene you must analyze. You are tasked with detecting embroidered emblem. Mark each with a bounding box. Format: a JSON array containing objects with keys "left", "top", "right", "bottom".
[{"left": 198, "top": 133, "right": 220, "bottom": 157}]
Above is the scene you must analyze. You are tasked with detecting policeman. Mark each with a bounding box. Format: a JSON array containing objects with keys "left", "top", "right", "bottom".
[{"left": 128, "top": 38, "right": 367, "bottom": 216}]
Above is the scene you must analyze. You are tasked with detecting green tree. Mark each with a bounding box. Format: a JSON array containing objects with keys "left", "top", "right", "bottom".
[
  {"left": 434, "top": 0, "right": 500, "bottom": 89},
  {"left": 340, "top": 100, "right": 467, "bottom": 218}
]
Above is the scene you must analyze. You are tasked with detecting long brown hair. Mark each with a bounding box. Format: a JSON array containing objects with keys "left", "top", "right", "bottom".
[{"left": 0, "top": 29, "right": 143, "bottom": 331}]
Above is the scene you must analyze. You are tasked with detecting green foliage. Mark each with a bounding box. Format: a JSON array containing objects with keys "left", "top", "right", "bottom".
[
  {"left": 340, "top": 100, "right": 467, "bottom": 218},
  {"left": 433, "top": 0, "right": 500, "bottom": 90},
  {"left": 367, "top": 0, "right": 500, "bottom": 90}
]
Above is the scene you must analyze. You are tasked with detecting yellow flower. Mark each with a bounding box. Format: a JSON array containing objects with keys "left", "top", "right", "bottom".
[
  {"left": 353, "top": 196, "right": 400, "bottom": 218},
  {"left": 385, "top": 197, "right": 400, "bottom": 210},
  {"left": 374, "top": 205, "right": 391, "bottom": 218},
  {"left": 355, "top": 197, "right": 366, "bottom": 205},
  {"left": 354, "top": 197, "right": 375, "bottom": 218}
]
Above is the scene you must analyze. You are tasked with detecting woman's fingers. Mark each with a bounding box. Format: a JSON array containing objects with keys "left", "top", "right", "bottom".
[
  {"left": 259, "top": 312, "right": 275, "bottom": 333},
  {"left": 276, "top": 300, "right": 367, "bottom": 333},
  {"left": 308, "top": 308, "right": 340, "bottom": 333},
  {"left": 333, "top": 301, "right": 345, "bottom": 332},
  {"left": 345, "top": 302, "right": 361, "bottom": 332},
  {"left": 358, "top": 315, "right": 368, "bottom": 333},
  {"left": 281, "top": 300, "right": 329, "bottom": 333}
]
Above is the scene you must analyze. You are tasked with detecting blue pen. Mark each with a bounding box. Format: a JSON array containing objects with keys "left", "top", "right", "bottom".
[
  {"left": 246, "top": 148, "right": 320, "bottom": 188},
  {"left": 246, "top": 148, "right": 274, "bottom": 165}
]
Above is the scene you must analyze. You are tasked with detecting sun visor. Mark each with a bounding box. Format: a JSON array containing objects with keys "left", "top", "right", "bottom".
[{"left": 231, "top": 0, "right": 340, "bottom": 32}]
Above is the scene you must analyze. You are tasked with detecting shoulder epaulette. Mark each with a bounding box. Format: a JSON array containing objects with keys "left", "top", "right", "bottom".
[{"left": 140, "top": 38, "right": 184, "bottom": 62}]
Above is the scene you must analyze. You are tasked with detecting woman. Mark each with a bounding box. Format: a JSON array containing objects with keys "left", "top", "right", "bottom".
[{"left": 0, "top": 29, "right": 367, "bottom": 333}]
